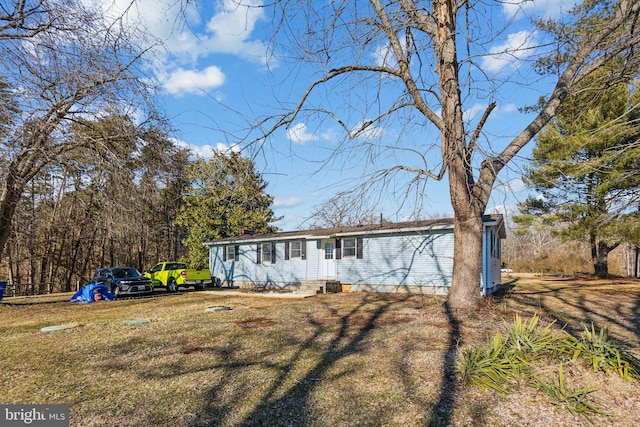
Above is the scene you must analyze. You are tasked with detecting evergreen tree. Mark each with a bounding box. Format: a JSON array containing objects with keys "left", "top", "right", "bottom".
[
  {"left": 175, "top": 152, "right": 279, "bottom": 268},
  {"left": 519, "top": 77, "right": 640, "bottom": 276}
]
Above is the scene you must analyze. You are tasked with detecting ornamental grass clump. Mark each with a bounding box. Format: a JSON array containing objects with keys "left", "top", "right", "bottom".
[
  {"left": 534, "top": 364, "right": 608, "bottom": 421},
  {"left": 458, "top": 314, "right": 639, "bottom": 419},
  {"left": 558, "top": 323, "right": 639, "bottom": 381},
  {"left": 458, "top": 314, "right": 555, "bottom": 393},
  {"left": 457, "top": 336, "right": 512, "bottom": 394}
]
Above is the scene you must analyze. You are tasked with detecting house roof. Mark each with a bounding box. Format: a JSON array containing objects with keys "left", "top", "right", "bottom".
[{"left": 205, "top": 214, "right": 504, "bottom": 246}]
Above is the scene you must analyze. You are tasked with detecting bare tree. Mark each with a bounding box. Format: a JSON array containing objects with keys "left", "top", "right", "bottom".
[
  {"left": 303, "top": 192, "right": 389, "bottom": 229},
  {"left": 246, "top": 0, "right": 640, "bottom": 310},
  {"left": 0, "top": 0, "right": 65, "bottom": 41},
  {"left": 0, "top": 0, "right": 158, "bottom": 262}
]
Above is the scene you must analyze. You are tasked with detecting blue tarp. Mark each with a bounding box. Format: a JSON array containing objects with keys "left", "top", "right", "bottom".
[{"left": 70, "top": 283, "right": 115, "bottom": 303}]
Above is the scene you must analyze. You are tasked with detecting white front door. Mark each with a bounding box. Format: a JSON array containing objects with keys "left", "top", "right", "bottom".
[{"left": 321, "top": 239, "right": 336, "bottom": 279}]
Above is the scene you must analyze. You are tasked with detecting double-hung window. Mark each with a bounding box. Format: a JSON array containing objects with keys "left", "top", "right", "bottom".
[
  {"left": 262, "top": 243, "right": 272, "bottom": 263},
  {"left": 223, "top": 245, "right": 239, "bottom": 261},
  {"left": 284, "top": 240, "right": 306, "bottom": 260},
  {"left": 490, "top": 230, "right": 500, "bottom": 259},
  {"left": 290, "top": 241, "right": 301, "bottom": 258},
  {"left": 257, "top": 242, "right": 276, "bottom": 264},
  {"left": 342, "top": 238, "right": 357, "bottom": 257},
  {"left": 337, "top": 237, "right": 363, "bottom": 259}
]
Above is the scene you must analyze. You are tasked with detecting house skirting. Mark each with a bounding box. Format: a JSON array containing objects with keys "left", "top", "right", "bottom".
[{"left": 220, "top": 280, "right": 452, "bottom": 295}]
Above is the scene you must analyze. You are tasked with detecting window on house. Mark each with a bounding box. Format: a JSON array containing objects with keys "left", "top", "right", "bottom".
[
  {"left": 263, "top": 243, "right": 272, "bottom": 263},
  {"left": 325, "top": 242, "right": 334, "bottom": 259},
  {"left": 290, "top": 241, "right": 301, "bottom": 258},
  {"left": 257, "top": 242, "right": 276, "bottom": 264},
  {"left": 226, "top": 246, "right": 235, "bottom": 261},
  {"left": 343, "top": 238, "right": 356, "bottom": 257},
  {"left": 337, "top": 237, "right": 364, "bottom": 259},
  {"left": 223, "top": 245, "right": 239, "bottom": 261},
  {"left": 284, "top": 240, "right": 306, "bottom": 260},
  {"left": 491, "top": 231, "right": 501, "bottom": 259}
]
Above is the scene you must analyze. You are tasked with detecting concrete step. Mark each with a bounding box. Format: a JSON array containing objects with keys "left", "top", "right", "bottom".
[{"left": 297, "top": 281, "right": 341, "bottom": 294}]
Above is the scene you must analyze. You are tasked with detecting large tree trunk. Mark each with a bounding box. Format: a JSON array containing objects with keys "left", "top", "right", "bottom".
[
  {"left": 433, "top": 1, "right": 486, "bottom": 310},
  {"left": 447, "top": 136, "right": 488, "bottom": 310},
  {"left": 448, "top": 213, "right": 484, "bottom": 310},
  {"left": 592, "top": 240, "right": 612, "bottom": 278},
  {"left": 0, "top": 171, "right": 27, "bottom": 262}
]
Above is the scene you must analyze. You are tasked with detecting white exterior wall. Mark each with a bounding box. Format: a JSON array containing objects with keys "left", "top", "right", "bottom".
[{"left": 481, "top": 224, "right": 503, "bottom": 296}]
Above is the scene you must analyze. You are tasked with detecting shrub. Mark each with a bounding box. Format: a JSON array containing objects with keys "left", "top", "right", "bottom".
[{"left": 458, "top": 314, "right": 639, "bottom": 419}]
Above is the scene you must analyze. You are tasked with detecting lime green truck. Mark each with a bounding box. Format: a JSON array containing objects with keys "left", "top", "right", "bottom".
[{"left": 144, "top": 262, "right": 213, "bottom": 292}]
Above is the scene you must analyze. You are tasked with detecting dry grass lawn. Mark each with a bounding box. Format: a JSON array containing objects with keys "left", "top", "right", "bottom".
[{"left": 1, "top": 275, "right": 639, "bottom": 426}]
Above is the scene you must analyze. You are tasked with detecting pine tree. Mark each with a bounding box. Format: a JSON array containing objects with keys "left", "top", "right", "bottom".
[
  {"left": 519, "top": 77, "right": 640, "bottom": 276},
  {"left": 175, "top": 152, "right": 279, "bottom": 268}
]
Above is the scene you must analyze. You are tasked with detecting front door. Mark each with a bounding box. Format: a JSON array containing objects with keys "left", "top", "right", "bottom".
[{"left": 321, "top": 239, "right": 336, "bottom": 279}]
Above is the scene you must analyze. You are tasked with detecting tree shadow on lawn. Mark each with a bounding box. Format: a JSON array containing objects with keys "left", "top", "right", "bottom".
[
  {"left": 503, "top": 279, "right": 640, "bottom": 370},
  {"left": 425, "top": 301, "right": 460, "bottom": 427},
  {"left": 171, "top": 293, "right": 466, "bottom": 427}
]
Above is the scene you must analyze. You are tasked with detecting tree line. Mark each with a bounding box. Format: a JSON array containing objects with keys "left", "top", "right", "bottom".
[{"left": 1, "top": 114, "right": 276, "bottom": 291}]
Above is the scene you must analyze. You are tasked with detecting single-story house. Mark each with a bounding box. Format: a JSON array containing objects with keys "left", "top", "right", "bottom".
[{"left": 205, "top": 214, "right": 505, "bottom": 296}]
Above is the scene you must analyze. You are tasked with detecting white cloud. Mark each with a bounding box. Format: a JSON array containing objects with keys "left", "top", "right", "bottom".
[
  {"left": 500, "top": 103, "right": 518, "bottom": 114},
  {"left": 274, "top": 197, "right": 302, "bottom": 207},
  {"left": 287, "top": 123, "right": 319, "bottom": 144},
  {"left": 506, "top": 178, "right": 526, "bottom": 193},
  {"left": 203, "top": 0, "right": 269, "bottom": 63},
  {"left": 351, "top": 120, "right": 385, "bottom": 141},
  {"left": 320, "top": 128, "right": 339, "bottom": 142},
  {"left": 464, "top": 102, "right": 519, "bottom": 122},
  {"left": 373, "top": 43, "right": 397, "bottom": 68},
  {"left": 482, "top": 30, "right": 538, "bottom": 73},
  {"left": 104, "top": 0, "right": 268, "bottom": 63},
  {"left": 463, "top": 104, "right": 488, "bottom": 122},
  {"left": 495, "top": 178, "right": 527, "bottom": 195},
  {"left": 100, "top": 0, "right": 269, "bottom": 96},
  {"left": 503, "top": 0, "right": 578, "bottom": 20},
  {"left": 172, "top": 138, "right": 240, "bottom": 159},
  {"left": 161, "top": 66, "right": 226, "bottom": 96}
]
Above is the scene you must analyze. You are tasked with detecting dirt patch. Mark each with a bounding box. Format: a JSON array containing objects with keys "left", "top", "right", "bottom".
[
  {"left": 234, "top": 317, "right": 279, "bottom": 329},
  {"left": 180, "top": 345, "right": 206, "bottom": 354}
]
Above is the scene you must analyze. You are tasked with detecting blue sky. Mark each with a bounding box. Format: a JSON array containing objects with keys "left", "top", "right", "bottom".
[{"left": 106, "top": 0, "right": 577, "bottom": 231}]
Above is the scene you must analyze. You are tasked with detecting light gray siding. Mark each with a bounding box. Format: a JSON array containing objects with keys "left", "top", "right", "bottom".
[
  {"left": 335, "top": 230, "right": 454, "bottom": 292},
  {"left": 210, "top": 230, "right": 454, "bottom": 291},
  {"left": 481, "top": 224, "right": 503, "bottom": 295},
  {"left": 211, "top": 240, "right": 324, "bottom": 288},
  {"left": 207, "top": 217, "right": 503, "bottom": 295}
]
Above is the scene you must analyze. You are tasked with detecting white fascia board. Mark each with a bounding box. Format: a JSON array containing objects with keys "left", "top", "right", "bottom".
[
  {"left": 329, "top": 224, "right": 453, "bottom": 238},
  {"left": 205, "top": 234, "right": 319, "bottom": 246},
  {"left": 205, "top": 224, "right": 454, "bottom": 246}
]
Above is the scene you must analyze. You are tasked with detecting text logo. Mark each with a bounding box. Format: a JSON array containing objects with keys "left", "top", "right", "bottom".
[{"left": 1, "top": 405, "right": 69, "bottom": 426}]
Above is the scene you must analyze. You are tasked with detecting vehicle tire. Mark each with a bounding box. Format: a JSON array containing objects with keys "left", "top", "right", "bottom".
[{"left": 167, "top": 278, "right": 178, "bottom": 293}]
